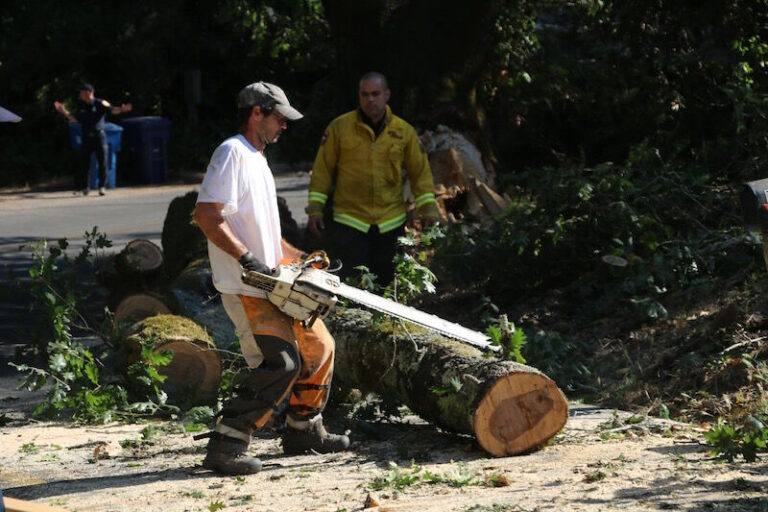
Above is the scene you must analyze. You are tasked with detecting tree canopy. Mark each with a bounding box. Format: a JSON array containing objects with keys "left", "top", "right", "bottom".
[{"left": 2, "top": 1, "right": 767, "bottom": 186}]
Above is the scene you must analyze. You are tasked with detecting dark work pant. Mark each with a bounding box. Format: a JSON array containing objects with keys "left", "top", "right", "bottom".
[
  {"left": 218, "top": 335, "right": 300, "bottom": 434},
  {"left": 332, "top": 221, "right": 405, "bottom": 286},
  {"left": 77, "top": 129, "right": 108, "bottom": 189}
]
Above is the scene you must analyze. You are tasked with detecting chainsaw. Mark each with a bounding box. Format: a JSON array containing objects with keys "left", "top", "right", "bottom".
[{"left": 241, "top": 254, "right": 498, "bottom": 351}]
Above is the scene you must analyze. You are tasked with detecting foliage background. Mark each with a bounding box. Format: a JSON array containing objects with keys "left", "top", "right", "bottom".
[
  {"left": 3, "top": 1, "right": 766, "bottom": 186},
  {"left": 4, "top": 0, "right": 768, "bottom": 436}
]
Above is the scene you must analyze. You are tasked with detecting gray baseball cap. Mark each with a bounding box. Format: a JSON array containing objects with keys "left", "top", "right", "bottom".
[{"left": 237, "top": 82, "right": 303, "bottom": 121}]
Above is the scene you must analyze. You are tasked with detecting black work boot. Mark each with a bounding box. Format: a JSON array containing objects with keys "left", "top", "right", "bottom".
[
  {"left": 202, "top": 433, "right": 262, "bottom": 475},
  {"left": 282, "top": 416, "right": 350, "bottom": 455}
]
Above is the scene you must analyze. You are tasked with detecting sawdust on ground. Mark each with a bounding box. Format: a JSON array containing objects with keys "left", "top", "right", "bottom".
[{"left": 1, "top": 379, "right": 767, "bottom": 512}]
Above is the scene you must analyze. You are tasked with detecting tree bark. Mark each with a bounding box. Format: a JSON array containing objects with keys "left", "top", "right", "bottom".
[
  {"left": 324, "top": 308, "right": 568, "bottom": 456},
  {"left": 165, "top": 258, "right": 237, "bottom": 349},
  {"left": 161, "top": 191, "right": 208, "bottom": 281}
]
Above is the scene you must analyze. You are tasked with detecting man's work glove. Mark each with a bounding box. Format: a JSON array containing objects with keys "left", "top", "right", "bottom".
[{"left": 239, "top": 251, "right": 273, "bottom": 274}]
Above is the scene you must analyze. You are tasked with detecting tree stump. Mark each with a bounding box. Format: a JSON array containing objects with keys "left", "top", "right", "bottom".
[
  {"left": 124, "top": 314, "right": 221, "bottom": 405},
  {"left": 324, "top": 308, "right": 568, "bottom": 456}
]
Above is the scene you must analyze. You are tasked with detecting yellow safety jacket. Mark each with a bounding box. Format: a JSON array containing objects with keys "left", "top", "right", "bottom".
[{"left": 306, "top": 106, "right": 439, "bottom": 233}]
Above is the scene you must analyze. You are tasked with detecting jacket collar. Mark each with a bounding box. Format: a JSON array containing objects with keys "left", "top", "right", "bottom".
[{"left": 356, "top": 105, "right": 392, "bottom": 137}]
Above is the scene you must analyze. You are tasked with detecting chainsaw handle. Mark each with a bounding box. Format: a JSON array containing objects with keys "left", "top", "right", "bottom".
[{"left": 301, "top": 255, "right": 325, "bottom": 269}]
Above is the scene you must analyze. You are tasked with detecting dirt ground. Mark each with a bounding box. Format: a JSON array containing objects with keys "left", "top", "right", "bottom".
[{"left": 1, "top": 374, "right": 767, "bottom": 512}]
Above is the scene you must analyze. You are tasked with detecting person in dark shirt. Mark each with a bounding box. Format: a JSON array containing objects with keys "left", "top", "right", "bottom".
[{"left": 54, "top": 83, "right": 132, "bottom": 196}]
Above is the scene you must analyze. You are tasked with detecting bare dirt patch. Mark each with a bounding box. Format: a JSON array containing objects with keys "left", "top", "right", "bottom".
[{"left": 2, "top": 376, "right": 767, "bottom": 512}]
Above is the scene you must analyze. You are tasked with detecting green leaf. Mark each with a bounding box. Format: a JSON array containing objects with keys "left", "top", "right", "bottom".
[
  {"left": 49, "top": 353, "right": 67, "bottom": 372},
  {"left": 84, "top": 364, "right": 99, "bottom": 385}
]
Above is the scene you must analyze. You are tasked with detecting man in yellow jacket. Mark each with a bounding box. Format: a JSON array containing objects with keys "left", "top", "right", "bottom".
[{"left": 306, "top": 72, "right": 439, "bottom": 285}]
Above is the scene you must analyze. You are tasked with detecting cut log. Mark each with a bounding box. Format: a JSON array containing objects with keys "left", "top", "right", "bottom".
[
  {"left": 116, "top": 239, "right": 164, "bottom": 274},
  {"left": 113, "top": 293, "right": 171, "bottom": 325},
  {"left": 422, "top": 127, "right": 511, "bottom": 223},
  {"left": 102, "top": 239, "right": 166, "bottom": 311},
  {"left": 324, "top": 308, "right": 568, "bottom": 456},
  {"left": 421, "top": 125, "right": 496, "bottom": 187},
  {"left": 124, "top": 314, "right": 221, "bottom": 405},
  {"left": 161, "top": 191, "right": 208, "bottom": 281}
]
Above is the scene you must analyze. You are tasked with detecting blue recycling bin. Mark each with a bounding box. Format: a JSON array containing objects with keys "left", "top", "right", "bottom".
[
  {"left": 68, "top": 122, "right": 123, "bottom": 189},
  {"left": 119, "top": 117, "right": 171, "bottom": 184}
]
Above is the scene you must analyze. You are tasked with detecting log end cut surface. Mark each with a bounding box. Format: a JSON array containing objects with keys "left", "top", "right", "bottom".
[
  {"left": 114, "top": 294, "right": 171, "bottom": 325},
  {"left": 125, "top": 315, "right": 221, "bottom": 405},
  {"left": 473, "top": 371, "right": 568, "bottom": 456},
  {"left": 157, "top": 339, "right": 221, "bottom": 403},
  {"left": 122, "top": 239, "right": 164, "bottom": 272}
]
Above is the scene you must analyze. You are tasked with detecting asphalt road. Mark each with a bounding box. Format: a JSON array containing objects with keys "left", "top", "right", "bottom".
[{"left": 0, "top": 173, "right": 310, "bottom": 347}]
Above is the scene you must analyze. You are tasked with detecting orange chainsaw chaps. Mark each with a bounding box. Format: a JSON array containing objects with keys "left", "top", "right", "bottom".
[{"left": 239, "top": 295, "right": 335, "bottom": 419}]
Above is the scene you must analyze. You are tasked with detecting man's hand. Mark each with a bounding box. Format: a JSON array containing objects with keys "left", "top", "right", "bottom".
[
  {"left": 54, "top": 101, "right": 74, "bottom": 121},
  {"left": 111, "top": 103, "right": 133, "bottom": 115},
  {"left": 307, "top": 216, "right": 325, "bottom": 237},
  {"left": 239, "top": 251, "right": 273, "bottom": 274}
]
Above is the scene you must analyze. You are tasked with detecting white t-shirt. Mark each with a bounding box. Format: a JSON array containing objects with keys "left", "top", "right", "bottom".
[{"left": 197, "top": 134, "right": 282, "bottom": 297}]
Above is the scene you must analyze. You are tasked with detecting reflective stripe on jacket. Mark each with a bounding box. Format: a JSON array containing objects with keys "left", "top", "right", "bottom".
[{"left": 307, "top": 106, "right": 438, "bottom": 233}]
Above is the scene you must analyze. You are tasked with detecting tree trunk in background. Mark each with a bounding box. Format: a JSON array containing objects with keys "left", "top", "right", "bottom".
[
  {"left": 324, "top": 308, "right": 568, "bottom": 456},
  {"left": 161, "top": 191, "right": 208, "bottom": 282}
]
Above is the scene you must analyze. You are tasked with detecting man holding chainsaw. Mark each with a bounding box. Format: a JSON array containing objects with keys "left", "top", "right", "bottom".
[
  {"left": 193, "top": 82, "right": 349, "bottom": 475},
  {"left": 306, "top": 71, "right": 440, "bottom": 285}
]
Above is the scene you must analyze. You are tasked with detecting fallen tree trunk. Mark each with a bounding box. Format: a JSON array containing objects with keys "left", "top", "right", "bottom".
[
  {"left": 161, "top": 191, "right": 208, "bottom": 281},
  {"left": 324, "top": 308, "right": 568, "bottom": 456}
]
